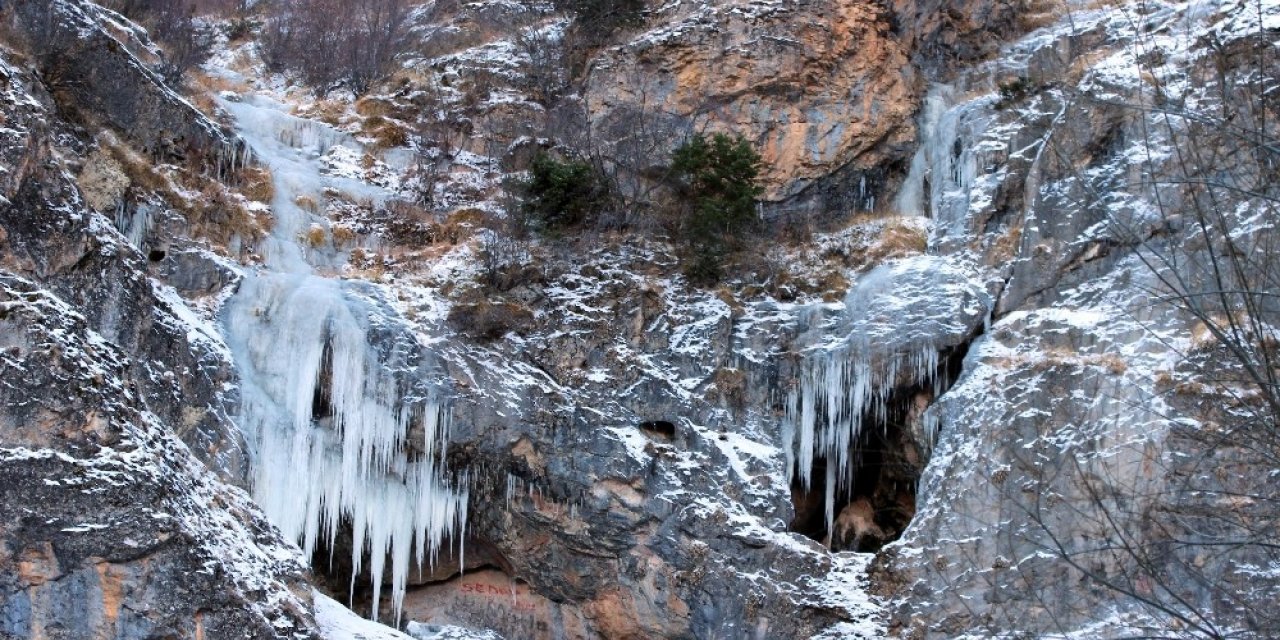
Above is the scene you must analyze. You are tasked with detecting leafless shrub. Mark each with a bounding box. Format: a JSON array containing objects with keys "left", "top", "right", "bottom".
[
  {"left": 260, "top": 0, "right": 414, "bottom": 94},
  {"left": 514, "top": 25, "right": 570, "bottom": 107}
]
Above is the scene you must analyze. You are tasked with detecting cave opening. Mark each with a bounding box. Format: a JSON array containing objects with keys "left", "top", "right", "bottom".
[
  {"left": 638, "top": 419, "right": 677, "bottom": 440},
  {"left": 789, "top": 341, "right": 974, "bottom": 552}
]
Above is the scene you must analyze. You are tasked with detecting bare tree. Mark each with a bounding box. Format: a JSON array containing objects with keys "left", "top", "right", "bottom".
[{"left": 260, "top": 0, "right": 413, "bottom": 94}]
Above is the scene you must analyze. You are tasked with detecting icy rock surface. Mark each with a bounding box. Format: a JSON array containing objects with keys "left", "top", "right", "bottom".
[{"left": 878, "top": 0, "right": 1280, "bottom": 636}]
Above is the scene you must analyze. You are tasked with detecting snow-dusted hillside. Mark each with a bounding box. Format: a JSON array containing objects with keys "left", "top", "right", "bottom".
[{"left": 0, "top": 0, "right": 1277, "bottom": 638}]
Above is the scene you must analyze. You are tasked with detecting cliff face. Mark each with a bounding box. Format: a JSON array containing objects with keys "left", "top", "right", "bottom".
[
  {"left": 879, "top": 3, "right": 1280, "bottom": 635},
  {"left": 0, "top": 0, "right": 1277, "bottom": 639},
  {"left": 0, "top": 39, "right": 319, "bottom": 638},
  {"left": 584, "top": 0, "right": 918, "bottom": 214}
]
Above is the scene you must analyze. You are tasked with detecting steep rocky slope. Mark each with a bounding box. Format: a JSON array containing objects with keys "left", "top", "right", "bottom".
[{"left": 0, "top": 0, "right": 1277, "bottom": 638}]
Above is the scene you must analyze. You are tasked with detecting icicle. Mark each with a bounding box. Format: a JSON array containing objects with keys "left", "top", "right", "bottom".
[
  {"left": 114, "top": 202, "right": 151, "bottom": 249},
  {"left": 219, "top": 89, "right": 467, "bottom": 625}
]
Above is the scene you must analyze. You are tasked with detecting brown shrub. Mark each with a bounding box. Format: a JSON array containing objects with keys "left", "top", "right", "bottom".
[
  {"left": 303, "top": 224, "right": 327, "bottom": 248},
  {"left": 295, "top": 194, "right": 320, "bottom": 213},
  {"left": 355, "top": 97, "right": 395, "bottom": 118},
  {"left": 331, "top": 225, "right": 357, "bottom": 247},
  {"left": 369, "top": 122, "right": 408, "bottom": 150},
  {"left": 446, "top": 299, "right": 534, "bottom": 341},
  {"left": 237, "top": 166, "right": 275, "bottom": 204}
]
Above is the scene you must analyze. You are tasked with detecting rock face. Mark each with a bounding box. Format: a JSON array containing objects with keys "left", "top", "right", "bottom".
[
  {"left": 0, "top": 22, "right": 418, "bottom": 640},
  {"left": 367, "top": 243, "right": 883, "bottom": 638},
  {"left": 6, "top": 0, "right": 247, "bottom": 172},
  {"left": 585, "top": 0, "right": 919, "bottom": 215},
  {"left": 0, "top": 47, "right": 320, "bottom": 637},
  {"left": 0, "top": 274, "right": 317, "bottom": 639},
  {"left": 874, "top": 2, "right": 1280, "bottom": 636}
]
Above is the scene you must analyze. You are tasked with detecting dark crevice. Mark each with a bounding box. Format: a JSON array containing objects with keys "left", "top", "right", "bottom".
[{"left": 311, "top": 338, "right": 335, "bottom": 421}]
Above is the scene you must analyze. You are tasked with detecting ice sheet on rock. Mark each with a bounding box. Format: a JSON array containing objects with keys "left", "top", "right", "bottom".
[
  {"left": 894, "top": 84, "right": 1002, "bottom": 248},
  {"left": 784, "top": 255, "right": 993, "bottom": 531},
  {"left": 217, "top": 93, "right": 388, "bottom": 273}
]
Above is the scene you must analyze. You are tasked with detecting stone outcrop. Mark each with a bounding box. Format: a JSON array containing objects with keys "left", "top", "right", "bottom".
[
  {"left": 584, "top": 0, "right": 919, "bottom": 216},
  {"left": 5, "top": 0, "right": 246, "bottom": 173}
]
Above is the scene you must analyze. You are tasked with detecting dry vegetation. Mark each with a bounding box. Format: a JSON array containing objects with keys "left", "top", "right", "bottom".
[
  {"left": 92, "top": 133, "right": 272, "bottom": 251},
  {"left": 992, "top": 346, "right": 1128, "bottom": 375},
  {"left": 236, "top": 166, "right": 275, "bottom": 204}
]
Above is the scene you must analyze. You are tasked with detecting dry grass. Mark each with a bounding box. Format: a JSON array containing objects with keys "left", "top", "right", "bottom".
[
  {"left": 185, "top": 71, "right": 249, "bottom": 122},
  {"left": 995, "top": 346, "right": 1129, "bottom": 375},
  {"left": 104, "top": 135, "right": 171, "bottom": 194},
  {"left": 988, "top": 223, "right": 1024, "bottom": 266},
  {"left": 298, "top": 99, "right": 348, "bottom": 127},
  {"left": 818, "top": 268, "right": 850, "bottom": 303},
  {"left": 190, "top": 70, "right": 246, "bottom": 96},
  {"left": 82, "top": 125, "right": 270, "bottom": 252},
  {"left": 191, "top": 182, "right": 268, "bottom": 248},
  {"left": 331, "top": 225, "right": 357, "bottom": 248},
  {"left": 1016, "top": 0, "right": 1123, "bottom": 32},
  {"left": 439, "top": 207, "right": 486, "bottom": 245},
  {"left": 446, "top": 297, "right": 535, "bottom": 340},
  {"left": 361, "top": 115, "right": 409, "bottom": 151},
  {"left": 303, "top": 224, "right": 327, "bottom": 248},
  {"left": 709, "top": 367, "right": 748, "bottom": 408},
  {"left": 236, "top": 166, "right": 275, "bottom": 204},
  {"left": 714, "top": 286, "right": 745, "bottom": 315},
  {"left": 355, "top": 96, "right": 394, "bottom": 119}
]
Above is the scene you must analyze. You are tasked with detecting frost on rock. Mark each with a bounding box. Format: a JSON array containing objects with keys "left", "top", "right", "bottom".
[
  {"left": 0, "top": 274, "right": 316, "bottom": 636},
  {"left": 784, "top": 256, "right": 993, "bottom": 531}
]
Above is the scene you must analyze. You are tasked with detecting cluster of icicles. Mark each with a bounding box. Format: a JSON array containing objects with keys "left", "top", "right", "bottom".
[
  {"left": 227, "top": 276, "right": 468, "bottom": 624},
  {"left": 783, "top": 339, "right": 947, "bottom": 534},
  {"left": 785, "top": 82, "right": 989, "bottom": 537},
  {"left": 217, "top": 90, "right": 467, "bottom": 624}
]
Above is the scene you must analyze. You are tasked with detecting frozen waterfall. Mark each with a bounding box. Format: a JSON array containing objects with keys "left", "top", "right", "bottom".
[
  {"left": 892, "top": 84, "right": 1000, "bottom": 248},
  {"left": 217, "top": 91, "right": 466, "bottom": 623}
]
